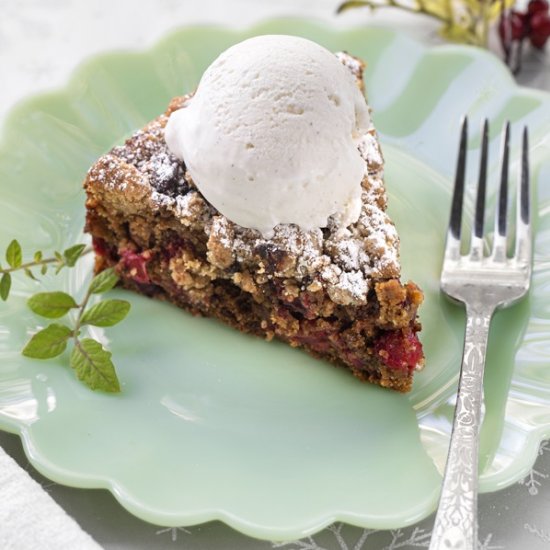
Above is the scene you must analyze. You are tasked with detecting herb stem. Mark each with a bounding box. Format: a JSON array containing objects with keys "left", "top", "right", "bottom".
[
  {"left": 1, "top": 258, "right": 58, "bottom": 275},
  {"left": 0, "top": 246, "right": 93, "bottom": 275},
  {"left": 478, "top": 0, "right": 490, "bottom": 47},
  {"left": 388, "top": 0, "right": 452, "bottom": 22},
  {"left": 339, "top": 0, "right": 454, "bottom": 24},
  {"left": 73, "top": 283, "right": 94, "bottom": 346}
]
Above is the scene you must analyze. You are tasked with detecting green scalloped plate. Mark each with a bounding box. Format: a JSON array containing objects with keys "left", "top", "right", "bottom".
[{"left": 1, "top": 20, "right": 550, "bottom": 541}]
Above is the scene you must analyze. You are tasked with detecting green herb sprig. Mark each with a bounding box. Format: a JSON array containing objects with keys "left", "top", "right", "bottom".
[
  {"left": 0, "top": 240, "right": 87, "bottom": 300},
  {"left": 1, "top": 239, "right": 129, "bottom": 393}
]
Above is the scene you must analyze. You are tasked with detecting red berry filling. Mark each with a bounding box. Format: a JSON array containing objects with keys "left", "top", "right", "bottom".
[
  {"left": 293, "top": 330, "right": 332, "bottom": 354},
  {"left": 92, "top": 236, "right": 118, "bottom": 262},
  {"left": 374, "top": 329, "right": 423, "bottom": 371},
  {"left": 120, "top": 249, "right": 151, "bottom": 284},
  {"left": 92, "top": 236, "right": 108, "bottom": 257}
]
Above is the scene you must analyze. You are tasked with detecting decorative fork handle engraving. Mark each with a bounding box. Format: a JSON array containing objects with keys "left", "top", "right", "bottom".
[{"left": 429, "top": 307, "right": 493, "bottom": 550}]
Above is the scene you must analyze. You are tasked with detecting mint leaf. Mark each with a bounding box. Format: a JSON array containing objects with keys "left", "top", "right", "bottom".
[
  {"left": 0, "top": 273, "right": 11, "bottom": 301},
  {"left": 6, "top": 239, "right": 22, "bottom": 268},
  {"left": 89, "top": 268, "right": 119, "bottom": 295},
  {"left": 70, "top": 338, "right": 120, "bottom": 392},
  {"left": 28, "top": 291, "right": 78, "bottom": 318},
  {"left": 24, "top": 268, "right": 37, "bottom": 280},
  {"left": 63, "top": 244, "right": 86, "bottom": 267},
  {"left": 80, "top": 299, "right": 130, "bottom": 327},
  {"left": 22, "top": 323, "right": 72, "bottom": 359}
]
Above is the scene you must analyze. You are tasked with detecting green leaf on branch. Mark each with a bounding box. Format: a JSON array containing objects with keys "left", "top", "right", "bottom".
[
  {"left": 89, "top": 268, "right": 119, "bottom": 295},
  {"left": 0, "top": 273, "right": 11, "bottom": 301},
  {"left": 28, "top": 292, "right": 78, "bottom": 318},
  {"left": 24, "top": 268, "right": 37, "bottom": 280},
  {"left": 63, "top": 244, "right": 86, "bottom": 267},
  {"left": 80, "top": 299, "right": 130, "bottom": 327},
  {"left": 6, "top": 240, "right": 22, "bottom": 268},
  {"left": 22, "top": 323, "right": 72, "bottom": 359},
  {"left": 70, "top": 338, "right": 120, "bottom": 392},
  {"left": 336, "top": 0, "right": 374, "bottom": 13}
]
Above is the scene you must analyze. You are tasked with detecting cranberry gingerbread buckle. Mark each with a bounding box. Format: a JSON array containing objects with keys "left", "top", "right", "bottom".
[{"left": 84, "top": 36, "right": 424, "bottom": 392}]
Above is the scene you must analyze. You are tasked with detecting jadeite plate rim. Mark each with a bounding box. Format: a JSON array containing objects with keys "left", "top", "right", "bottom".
[{"left": 1, "top": 19, "right": 550, "bottom": 541}]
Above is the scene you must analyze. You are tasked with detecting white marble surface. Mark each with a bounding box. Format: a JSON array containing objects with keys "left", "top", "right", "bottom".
[
  {"left": 1, "top": 1, "right": 550, "bottom": 549},
  {"left": 0, "top": 0, "right": 426, "bottom": 122}
]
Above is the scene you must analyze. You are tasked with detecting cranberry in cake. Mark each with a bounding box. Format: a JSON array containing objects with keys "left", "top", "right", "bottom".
[{"left": 84, "top": 35, "right": 424, "bottom": 392}]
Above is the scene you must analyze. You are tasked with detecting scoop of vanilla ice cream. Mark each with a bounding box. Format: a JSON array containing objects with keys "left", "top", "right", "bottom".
[{"left": 164, "top": 34, "right": 371, "bottom": 237}]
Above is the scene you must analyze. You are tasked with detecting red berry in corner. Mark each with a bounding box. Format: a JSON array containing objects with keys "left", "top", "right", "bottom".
[
  {"left": 499, "top": 11, "right": 528, "bottom": 42},
  {"left": 530, "top": 11, "right": 550, "bottom": 48},
  {"left": 528, "top": 0, "right": 549, "bottom": 16},
  {"left": 374, "top": 329, "right": 423, "bottom": 371}
]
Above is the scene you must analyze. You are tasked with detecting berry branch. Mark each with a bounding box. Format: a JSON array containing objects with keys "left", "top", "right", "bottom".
[
  {"left": 337, "top": 0, "right": 550, "bottom": 74},
  {"left": 337, "top": 0, "right": 513, "bottom": 47},
  {"left": 499, "top": 0, "right": 550, "bottom": 73}
]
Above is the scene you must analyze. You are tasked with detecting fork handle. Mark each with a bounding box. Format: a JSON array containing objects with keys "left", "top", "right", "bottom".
[{"left": 429, "top": 306, "right": 494, "bottom": 550}]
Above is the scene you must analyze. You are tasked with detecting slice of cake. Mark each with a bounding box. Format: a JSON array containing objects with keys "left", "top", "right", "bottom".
[{"left": 84, "top": 36, "right": 424, "bottom": 392}]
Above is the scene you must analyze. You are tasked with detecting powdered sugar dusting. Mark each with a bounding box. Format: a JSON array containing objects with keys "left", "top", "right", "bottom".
[
  {"left": 336, "top": 51, "right": 364, "bottom": 81},
  {"left": 358, "top": 131, "right": 383, "bottom": 170},
  {"left": 331, "top": 238, "right": 368, "bottom": 271},
  {"left": 337, "top": 270, "right": 370, "bottom": 304},
  {"left": 147, "top": 151, "right": 177, "bottom": 183}
]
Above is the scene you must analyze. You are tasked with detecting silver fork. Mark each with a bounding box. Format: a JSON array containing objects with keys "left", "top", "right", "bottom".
[{"left": 429, "top": 118, "right": 532, "bottom": 550}]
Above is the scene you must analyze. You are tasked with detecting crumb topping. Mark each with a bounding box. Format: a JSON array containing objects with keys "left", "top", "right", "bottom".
[
  {"left": 86, "top": 53, "right": 400, "bottom": 307},
  {"left": 336, "top": 52, "right": 365, "bottom": 91}
]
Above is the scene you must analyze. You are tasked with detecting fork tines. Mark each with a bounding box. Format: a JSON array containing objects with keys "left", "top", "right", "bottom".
[{"left": 445, "top": 117, "right": 531, "bottom": 265}]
